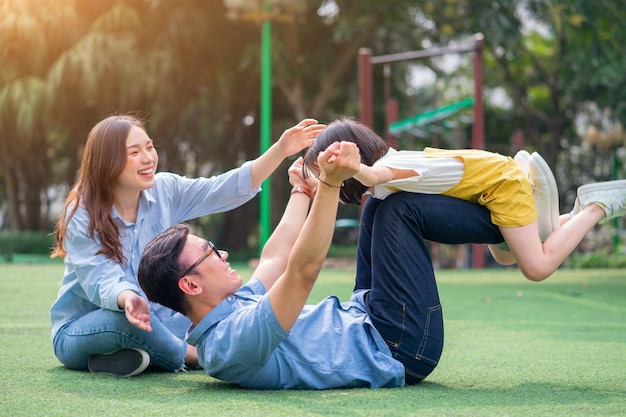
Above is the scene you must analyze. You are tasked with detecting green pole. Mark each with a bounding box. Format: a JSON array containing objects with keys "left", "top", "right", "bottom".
[
  {"left": 613, "top": 152, "right": 620, "bottom": 250},
  {"left": 259, "top": 18, "right": 272, "bottom": 253}
]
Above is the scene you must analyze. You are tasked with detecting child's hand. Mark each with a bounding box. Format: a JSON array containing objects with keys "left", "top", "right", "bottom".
[
  {"left": 277, "top": 119, "right": 326, "bottom": 157},
  {"left": 317, "top": 141, "right": 360, "bottom": 186}
]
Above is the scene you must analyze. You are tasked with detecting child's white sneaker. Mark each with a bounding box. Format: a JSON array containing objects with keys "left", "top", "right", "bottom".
[
  {"left": 513, "top": 149, "right": 531, "bottom": 173},
  {"left": 572, "top": 179, "right": 626, "bottom": 223},
  {"left": 494, "top": 150, "right": 559, "bottom": 252},
  {"left": 528, "top": 152, "right": 560, "bottom": 241}
]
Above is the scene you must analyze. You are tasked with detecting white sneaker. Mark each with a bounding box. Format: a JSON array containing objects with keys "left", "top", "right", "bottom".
[
  {"left": 572, "top": 180, "right": 626, "bottom": 223},
  {"left": 494, "top": 151, "right": 559, "bottom": 252},
  {"left": 88, "top": 348, "right": 150, "bottom": 377},
  {"left": 528, "top": 152, "right": 560, "bottom": 241},
  {"left": 513, "top": 149, "right": 531, "bottom": 173}
]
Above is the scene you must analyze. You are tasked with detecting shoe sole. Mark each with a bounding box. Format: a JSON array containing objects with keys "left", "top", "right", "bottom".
[
  {"left": 529, "top": 152, "right": 560, "bottom": 240},
  {"left": 578, "top": 179, "right": 626, "bottom": 196},
  {"left": 88, "top": 348, "right": 150, "bottom": 377}
]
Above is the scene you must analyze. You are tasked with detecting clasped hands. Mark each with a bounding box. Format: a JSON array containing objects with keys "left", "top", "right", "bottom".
[{"left": 317, "top": 141, "right": 360, "bottom": 187}]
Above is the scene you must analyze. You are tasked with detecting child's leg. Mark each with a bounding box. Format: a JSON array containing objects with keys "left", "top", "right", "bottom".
[
  {"left": 488, "top": 208, "right": 572, "bottom": 265},
  {"left": 488, "top": 151, "right": 559, "bottom": 267},
  {"left": 487, "top": 150, "right": 530, "bottom": 265},
  {"left": 501, "top": 204, "right": 605, "bottom": 281}
]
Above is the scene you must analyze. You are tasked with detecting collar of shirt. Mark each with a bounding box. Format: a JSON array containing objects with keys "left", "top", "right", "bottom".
[
  {"left": 186, "top": 294, "right": 237, "bottom": 346},
  {"left": 187, "top": 279, "right": 266, "bottom": 346}
]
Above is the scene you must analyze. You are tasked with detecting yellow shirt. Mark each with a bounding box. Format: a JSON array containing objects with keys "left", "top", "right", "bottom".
[{"left": 372, "top": 147, "right": 536, "bottom": 228}]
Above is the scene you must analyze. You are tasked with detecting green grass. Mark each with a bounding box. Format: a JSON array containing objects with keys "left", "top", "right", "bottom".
[{"left": 0, "top": 262, "right": 624, "bottom": 417}]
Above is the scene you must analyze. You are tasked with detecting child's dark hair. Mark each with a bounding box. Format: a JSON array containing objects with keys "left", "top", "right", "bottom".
[{"left": 303, "top": 116, "right": 390, "bottom": 204}]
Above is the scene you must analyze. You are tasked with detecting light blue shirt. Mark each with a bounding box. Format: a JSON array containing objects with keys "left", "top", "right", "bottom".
[
  {"left": 51, "top": 162, "right": 259, "bottom": 338},
  {"left": 187, "top": 279, "right": 405, "bottom": 389}
]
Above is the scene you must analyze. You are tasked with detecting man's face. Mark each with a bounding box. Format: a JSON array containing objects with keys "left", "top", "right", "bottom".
[{"left": 180, "top": 234, "right": 242, "bottom": 303}]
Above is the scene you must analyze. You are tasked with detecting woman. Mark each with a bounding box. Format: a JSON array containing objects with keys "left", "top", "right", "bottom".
[{"left": 50, "top": 114, "right": 323, "bottom": 377}]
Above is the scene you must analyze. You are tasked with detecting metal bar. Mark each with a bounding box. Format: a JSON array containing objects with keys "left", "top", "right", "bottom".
[
  {"left": 358, "top": 48, "right": 374, "bottom": 128},
  {"left": 371, "top": 43, "right": 476, "bottom": 65}
]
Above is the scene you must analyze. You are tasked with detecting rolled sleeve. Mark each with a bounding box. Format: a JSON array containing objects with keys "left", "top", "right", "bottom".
[
  {"left": 64, "top": 224, "right": 139, "bottom": 312},
  {"left": 153, "top": 161, "right": 261, "bottom": 223}
]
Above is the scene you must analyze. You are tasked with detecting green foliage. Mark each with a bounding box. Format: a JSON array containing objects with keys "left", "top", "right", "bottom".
[
  {"left": 2, "top": 0, "right": 626, "bottom": 255},
  {"left": 0, "top": 230, "right": 54, "bottom": 262},
  {"left": 327, "top": 244, "right": 357, "bottom": 258},
  {"left": 566, "top": 251, "right": 626, "bottom": 269}
]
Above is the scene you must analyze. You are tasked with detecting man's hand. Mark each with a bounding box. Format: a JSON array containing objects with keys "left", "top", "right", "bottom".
[
  {"left": 276, "top": 119, "right": 326, "bottom": 157},
  {"left": 288, "top": 157, "right": 318, "bottom": 191}
]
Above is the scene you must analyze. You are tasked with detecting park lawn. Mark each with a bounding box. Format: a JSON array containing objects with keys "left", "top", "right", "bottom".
[{"left": 0, "top": 261, "right": 624, "bottom": 417}]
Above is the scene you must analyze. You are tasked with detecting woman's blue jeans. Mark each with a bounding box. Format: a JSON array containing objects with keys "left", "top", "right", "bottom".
[
  {"left": 53, "top": 308, "right": 190, "bottom": 372},
  {"left": 356, "top": 193, "right": 504, "bottom": 384}
]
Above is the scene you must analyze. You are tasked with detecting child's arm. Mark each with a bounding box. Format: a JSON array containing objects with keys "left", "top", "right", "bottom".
[
  {"left": 353, "top": 163, "right": 396, "bottom": 186},
  {"left": 354, "top": 162, "right": 418, "bottom": 187}
]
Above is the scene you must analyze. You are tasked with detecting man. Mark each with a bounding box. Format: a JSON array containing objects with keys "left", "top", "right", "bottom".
[{"left": 136, "top": 140, "right": 504, "bottom": 389}]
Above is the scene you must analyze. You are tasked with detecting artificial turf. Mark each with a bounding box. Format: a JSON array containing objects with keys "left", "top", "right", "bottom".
[{"left": 0, "top": 261, "right": 624, "bottom": 416}]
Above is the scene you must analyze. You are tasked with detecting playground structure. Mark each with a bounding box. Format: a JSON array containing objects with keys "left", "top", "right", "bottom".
[
  {"left": 357, "top": 34, "right": 487, "bottom": 268},
  {"left": 388, "top": 97, "right": 475, "bottom": 140}
]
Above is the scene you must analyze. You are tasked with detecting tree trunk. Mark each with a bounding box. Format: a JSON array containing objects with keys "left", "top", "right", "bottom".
[{"left": 2, "top": 159, "right": 23, "bottom": 231}]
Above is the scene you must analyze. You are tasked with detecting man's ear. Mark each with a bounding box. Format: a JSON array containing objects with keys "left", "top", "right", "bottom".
[{"left": 178, "top": 276, "right": 203, "bottom": 295}]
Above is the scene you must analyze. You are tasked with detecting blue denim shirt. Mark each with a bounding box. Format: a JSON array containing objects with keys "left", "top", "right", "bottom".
[
  {"left": 51, "top": 162, "right": 259, "bottom": 338},
  {"left": 187, "top": 279, "right": 405, "bottom": 389}
]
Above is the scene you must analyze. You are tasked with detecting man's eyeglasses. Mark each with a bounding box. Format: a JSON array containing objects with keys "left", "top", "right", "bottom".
[{"left": 179, "top": 241, "right": 222, "bottom": 279}]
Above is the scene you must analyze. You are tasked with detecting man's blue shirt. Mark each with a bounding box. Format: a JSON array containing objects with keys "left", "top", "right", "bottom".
[{"left": 187, "top": 279, "right": 405, "bottom": 389}]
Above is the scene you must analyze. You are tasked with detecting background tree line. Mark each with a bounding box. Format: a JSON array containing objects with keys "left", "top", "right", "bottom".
[{"left": 1, "top": 0, "right": 625, "bottom": 255}]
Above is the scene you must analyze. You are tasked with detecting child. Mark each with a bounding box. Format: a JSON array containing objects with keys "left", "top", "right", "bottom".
[{"left": 303, "top": 117, "right": 626, "bottom": 281}]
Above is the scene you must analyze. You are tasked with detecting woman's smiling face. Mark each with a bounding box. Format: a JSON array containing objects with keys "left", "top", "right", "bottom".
[{"left": 114, "top": 125, "right": 159, "bottom": 194}]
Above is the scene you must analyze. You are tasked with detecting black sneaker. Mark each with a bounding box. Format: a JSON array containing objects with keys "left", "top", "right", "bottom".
[{"left": 88, "top": 348, "right": 150, "bottom": 377}]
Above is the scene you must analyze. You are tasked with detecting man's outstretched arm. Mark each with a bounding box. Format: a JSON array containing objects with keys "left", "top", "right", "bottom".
[
  {"left": 253, "top": 157, "right": 317, "bottom": 292},
  {"left": 267, "top": 141, "right": 360, "bottom": 332}
]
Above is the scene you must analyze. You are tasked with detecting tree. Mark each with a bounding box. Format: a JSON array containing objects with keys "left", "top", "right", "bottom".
[
  {"left": 0, "top": 0, "right": 83, "bottom": 230},
  {"left": 3, "top": 0, "right": 624, "bottom": 253},
  {"left": 451, "top": 1, "right": 626, "bottom": 166}
]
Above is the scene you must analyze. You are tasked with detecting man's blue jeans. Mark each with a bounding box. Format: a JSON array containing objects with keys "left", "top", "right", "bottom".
[
  {"left": 356, "top": 193, "right": 504, "bottom": 384},
  {"left": 53, "top": 308, "right": 190, "bottom": 372}
]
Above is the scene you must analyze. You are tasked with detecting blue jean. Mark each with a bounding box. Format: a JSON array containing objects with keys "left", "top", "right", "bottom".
[
  {"left": 52, "top": 308, "right": 190, "bottom": 372},
  {"left": 356, "top": 193, "right": 504, "bottom": 384}
]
